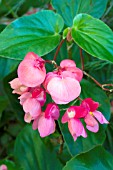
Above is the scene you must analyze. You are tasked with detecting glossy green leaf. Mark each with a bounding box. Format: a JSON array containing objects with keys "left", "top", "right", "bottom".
[
  {"left": 14, "top": 125, "right": 63, "bottom": 170},
  {"left": 63, "top": 146, "right": 113, "bottom": 170},
  {"left": 0, "top": 57, "right": 19, "bottom": 80},
  {"left": 0, "top": 10, "right": 64, "bottom": 60},
  {"left": 72, "top": 13, "right": 113, "bottom": 62},
  {"left": 51, "top": 0, "right": 108, "bottom": 26},
  {"left": 58, "top": 79, "right": 110, "bottom": 156}
]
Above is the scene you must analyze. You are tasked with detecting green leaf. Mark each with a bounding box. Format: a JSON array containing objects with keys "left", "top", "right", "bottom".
[
  {"left": 63, "top": 146, "right": 113, "bottom": 170},
  {"left": 0, "top": 10, "right": 64, "bottom": 60},
  {"left": 0, "top": 160, "right": 21, "bottom": 170},
  {"left": 71, "top": 13, "right": 113, "bottom": 62},
  {"left": 3, "top": 71, "right": 24, "bottom": 122},
  {"left": 0, "top": 96, "right": 8, "bottom": 120},
  {"left": 0, "top": 57, "right": 19, "bottom": 80},
  {"left": 14, "top": 125, "right": 63, "bottom": 170},
  {"left": 58, "top": 79, "right": 110, "bottom": 156},
  {"left": 51, "top": 0, "right": 108, "bottom": 26}
]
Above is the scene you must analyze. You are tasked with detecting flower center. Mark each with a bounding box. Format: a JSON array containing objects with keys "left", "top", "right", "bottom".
[
  {"left": 68, "top": 110, "right": 76, "bottom": 118},
  {"left": 34, "top": 59, "right": 44, "bottom": 69},
  {"left": 89, "top": 111, "right": 93, "bottom": 116}
]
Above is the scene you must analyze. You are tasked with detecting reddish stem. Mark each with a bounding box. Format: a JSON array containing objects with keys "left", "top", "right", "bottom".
[
  {"left": 83, "top": 71, "right": 113, "bottom": 92},
  {"left": 79, "top": 48, "right": 84, "bottom": 70},
  {"left": 53, "top": 39, "right": 65, "bottom": 61},
  {"left": 45, "top": 60, "right": 58, "bottom": 68}
]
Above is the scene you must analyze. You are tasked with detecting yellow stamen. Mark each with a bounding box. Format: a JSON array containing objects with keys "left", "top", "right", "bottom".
[{"left": 89, "top": 111, "right": 93, "bottom": 116}]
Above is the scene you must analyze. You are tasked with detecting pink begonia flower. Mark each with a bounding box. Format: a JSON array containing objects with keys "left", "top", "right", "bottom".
[
  {"left": 81, "top": 98, "right": 109, "bottom": 133},
  {"left": 19, "top": 87, "right": 46, "bottom": 123},
  {"left": 18, "top": 52, "right": 46, "bottom": 87},
  {"left": 33, "top": 103, "right": 59, "bottom": 137},
  {"left": 61, "top": 106, "right": 87, "bottom": 141},
  {"left": 0, "top": 165, "right": 7, "bottom": 170},
  {"left": 44, "top": 59, "right": 82, "bottom": 104},
  {"left": 9, "top": 78, "right": 29, "bottom": 95}
]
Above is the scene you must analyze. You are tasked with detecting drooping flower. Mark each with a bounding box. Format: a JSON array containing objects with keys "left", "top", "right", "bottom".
[
  {"left": 81, "top": 98, "right": 109, "bottom": 132},
  {"left": 33, "top": 103, "right": 59, "bottom": 137},
  {"left": 9, "top": 78, "right": 29, "bottom": 95},
  {"left": 19, "top": 87, "right": 46, "bottom": 123},
  {"left": 18, "top": 52, "right": 46, "bottom": 87},
  {"left": 44, "top": 59, "right": 82, "bottom": 104},
  {"left": 0, "top": 164, "right": 7, "bottom": 170},
  {"left": 61, "top": 106, "right": 87, "bottom": 141}
]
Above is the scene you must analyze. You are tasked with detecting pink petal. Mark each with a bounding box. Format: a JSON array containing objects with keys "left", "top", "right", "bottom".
[
  {"left": 0, "top": 165, "right": 7, "bottom": 170},
  {"left": 43, "top": 72, "right": 58, "bottom": 91},
  {"left": 9, "top": 78, "right": 29, "bottom": 95},
  {"left": 32, "top": 87, "right": 46, "bottom": 106},
  {"left": 18, "top": 92, "right": 32, "bottom": 105},
  {"left": 86, "top": 123, "right": 99, "bottom": 133},
  {"left": 18, "top": 58, "right": 46, "bottom": 87},
  {"left": 62, "top": 68, "right": 83, "bottom": 82},
  {"left": 93, "top": 111, "right": 109, "bottom": 124},
  {"left": 82, "top": 98, "right": 99, "bottom": 112},
  {"left": 38, "top": 115, "right": 56, "bottom": 137},
  {"left": 84, "top": 114, "right": 99, "bottom": 133},
  {"left": 32, "top": 117, "right": 39, "bottom": 130},
  {"left": 23, "top": 98, "right": 41, "bottom": 117},
  {"left": 68, "top": 119, "right": 87, "bottom": 141},
  {"left": 45, "top": 103, "right": 59, "bottom": 120},
  {"left": 47, "top": 77, "right": 81, "bottom": 104},
  {"left": 60, "top": 59, "right": 76, "bottom": 68},
  {"left": 81, "top": 127, "right": 87, "bottom": 138},
  {"left": 24, "top": 113, "right": 32, "bottom": 123},
  {"left": 24, "top": 52, "right": 38, "bottom": 60},
  {"left": 68, "top": 67, "right": 83, "bottom": 82},
  {"left": 9, "top": 78, "right": 22, "bottom": 89},
  {"left": 69, "top": 106, "right": 88, "bottom": 119},
  {"left": 61, "top": 112, "right": 70, "bottom": 123},
  {"left": 84, "top": 114, "right": 98, "bottom": 127}
]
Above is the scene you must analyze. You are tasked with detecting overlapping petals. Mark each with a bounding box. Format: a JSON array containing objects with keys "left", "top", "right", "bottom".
[
  {"left": 9, "top": 78, "right": 29, "bottom": 95},
  {"left": 33, "top": 103, "right": 59, "bottom": 137},
  {"left": 44, "top": 59, "right": 82, "bottom": 104},
  {"left": 18, "top": 52, "right": 46, "bottom": 87},
  {"left": 61, "top": 106, "right": 87, "bottom": 141},
  {"left": 81, "top": 98, "right": 109, "bottom": 133}
]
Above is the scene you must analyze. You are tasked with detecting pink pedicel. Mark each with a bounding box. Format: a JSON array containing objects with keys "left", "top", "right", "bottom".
[
  {"left": 61, "top": 106, "right": 87, "bottom": 141},
  {"left": 33, "top": 103, "right": 59, "bottom": 137},
  {"left": 0, "top": 165, "right": 7, "bottom": 170},
  {"left": 44, "top": 59, "right": 82, "bottom": 104},
  {"left": 9, "top": 78, "right": 29, "bottom": 95},
  {"left": 18, "top": 52, "right": 46, "bottom": 87},
  {"left": 81, "top": 98, "right": 109, "bottom": 133}
]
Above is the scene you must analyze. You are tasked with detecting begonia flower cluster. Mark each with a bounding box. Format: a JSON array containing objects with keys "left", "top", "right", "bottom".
[{"left": 10, "top": 52, "right": 108, "bottom": 141}]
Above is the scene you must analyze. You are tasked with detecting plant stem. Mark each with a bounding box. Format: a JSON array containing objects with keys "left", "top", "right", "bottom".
[
  {"left": 79, "top": 48, "right": 84, "bottom": 70},
  {"left": 53, "top": 39, "right": 65, "bottom": 61},
  {"left": 45, "top": 60, "right": 58, "bottom": 68},
  {"left": 83, "top": 71, "right": 113, "bottom": 92}
]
